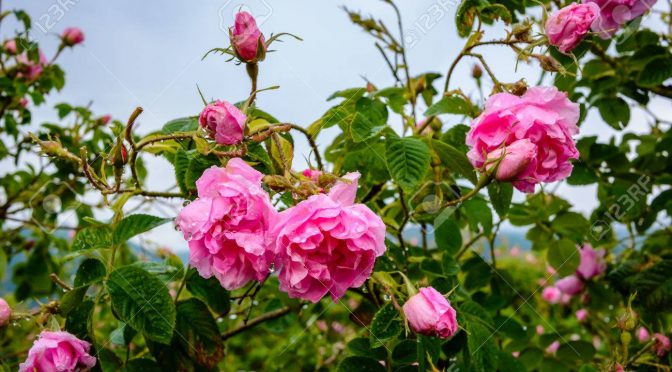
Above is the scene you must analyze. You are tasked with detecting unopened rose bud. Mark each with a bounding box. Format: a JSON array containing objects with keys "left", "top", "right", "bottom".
[
  {"left": 111, "top": 143, "right": 128, "bottom": 167},
  {"left": 620, "top": 331, "right": 632, "bottom": 346},
  {"left": 0, "top": 298, "right": 11, "bottom": 326},
  {"left": 402, "top": 287, "right": 458, "bottom": 339},
  {"left": 199, "top": 100, "right": 246, "bottom": 145},
  {"left": 486, "top": 139, "right": 537, "bottom": 182},
  {"left": 18, "top": 98, "right": 29, "bottom": 108},
  {"left": 61, "top": 27, "right": 85, "bottom": 47},
  {"left": 230, "top": 11, "right": 266, "bottom": 63},
  {"left": 366, "top": 82, "right": 376, "bottom": 93},
  {"left": 4, "top": 39, "right": 17, "bottom": 54},
  {"left": 535, "top": 54, "right": 563, "bottom": 72},
  {"left": 302, "top": 169, "right": 323, "bottom": 182},
  {"left": 512, "top": 22, "right": 532, "bottom": 42},
  {"left": 472, "top": 64, "right": 483, "bottom": 79},
  {"left": 98, "top": 115, "right": 111, "bottom": 125}
]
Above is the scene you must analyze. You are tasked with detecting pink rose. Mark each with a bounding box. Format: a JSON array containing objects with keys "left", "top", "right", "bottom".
[
  {"left": 556, "top": 275, "right": 584, "bottom": 295},
  {"left": 546, "top": 340, "right": 560, "bottom": 354},
  {"left": 17, "top": 50, "right": 48, "bottom": 80},
  {"left": 273, "top": 172, "right": 386, "bottom": 302},
  {"left": 653, "top": 333, "right": 671, "bottom": 357},
  {"left": 585, "top": 0, "right": 658, "bottom": 39},
  {"left": 637, "top": 327, "right": 650, "bottom": 342},
  {"left": 0, "top": 298, "right": 10, "bottom": 326},
  {"left": 4, "top": 39, "right": 17, "bottom": 54},
  {"left": 485, "top": 139, "right": 537, "bottom": 182},
  {"left": 542, "top": 286, "right": 563, "bottom": 304},
  {"left": 230, "top": 11, "right": 266, "bottom": 62},
  {"left": 576, "top": 243, "right": 606, "bottom": 280},
  {"left": 466, "top": 86, "right": 579, "bottom": 193},
  {"left": 576, "top": 308, "right": 589, "bottom": 322},
  {"left": 403, "top": 287, "right": 459, "bottom": 339},
  {"left": 176, "top": 158, "right": 277, "bottom": 290},
  {"left": 61, "top": 27, "right": 85, "bottom": 46},
  {"left": 19, "top": 331, "right": 96, "bottom": 372},
  {"left": 302, "top": 169, "right": 323, "bottom": 182},
  {"left": 536, "top": 325, "right": 545, "bottom": 335},
  {"left": 199, "top": 100, "right": 246, "bottom": 145},
  {"left": 19, "top": 98, "right": 29, "bottom": 108},
  {"left": 99, "top": 115, "right": 111, "bottom": 125},
  {"left": 545, "top": 3, "right": 600, "bottom": 53}
]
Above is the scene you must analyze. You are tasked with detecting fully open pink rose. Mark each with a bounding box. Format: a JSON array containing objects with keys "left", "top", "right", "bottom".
[
  {"left": 542, "top": 286, "right": 563, "bottom": 304},
  {"left": 467, "top": 86, "right": 580, "bottom": 193},
  {"left": 556, "top": 275, "right": 584, "bottom": 295},
  {"left": 19, "top": 331, "right": 96, "bottom": 372},
  {"left": 176, "top": 158, "right": 277, "bottom": 290},
  {"left": 62, "top": 27, "right": 85, "bottom": 46},
  {"left": 4, "top": 39, "right": 17, "bottom": 54},
  {"left": 485, "top": 139, "right": 537, "bottom": 181},
  {"left": 199, "top": 100, "right": 246, "bottom": 145},
  {"left": 585, "top": 0, "right": 657, "bottom": 38},
  {"left": 653, "top": 333, "right": 671, "bottom": 357},
  {"left": 272, "top": 172, "right": 386, "bottom": 302},
  {"left": 546, "top": 3, "right": 600, "bottom": 53},
  {"left": 230, "top": 11, "right": 266, "bottom": 62},
  {"left": 17, "top": 50, "right": 48, "bottom": 80},
  {"left": 0, "top": 298, "right": 10, "bottom": 326},
  {"left": 403, "top": 287, "right": 458, "bottom": 339},
  {"left": 576, "top": 243, "right": 606, "bottom": 280}
]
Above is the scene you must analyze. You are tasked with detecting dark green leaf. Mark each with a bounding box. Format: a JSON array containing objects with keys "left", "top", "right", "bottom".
[
  {"left": 595, "top": 97, "right": 630, "bottom": 130},
  {"left": 175, "top": 298, "right": 224, "bottom": 369},
  {"left": 424, "top": 95, "right": 473, "bottom": 117},
  {"left": 74, "top": 258, "right": 106, "bottom": 287},
  {"left": 488, "top": 182, "right": 513, "bottom": 218},
  {"left": 547, "top": 239, "right": 581, "bottom": 277},
  {"left": 370, "top": 303, "right": 402, "bottom": 347},
  {"left": 350, "top": 98, "right": 389, "bottom": 142},
  {"left": 161, "top": 117, "right": 198, "bottom": 134},
  {"left": 386, "top": 137, "right": 431, "bottom": 189},
  {"left": 424, "top": 138, "right": 477, "bottom": 184},
  {"left": 185, "top": 268, "right": 231, "bottom": 315},
  {"left": 435, "top": 216, "right": 462, "bottom": 255},
  {"left": 72, "top": 226, "right": 112, "bottom": 251},
  {"left": 338, "top": 356, "right": 386, "bottom": 372},
  {"left": 113, "top": 214, "right": 173, "bottom": 245}
]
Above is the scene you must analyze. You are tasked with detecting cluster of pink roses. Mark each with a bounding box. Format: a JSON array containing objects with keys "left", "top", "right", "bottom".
[
  {"left": 542, "top": 243, "right": 606, "bottom": 304},
  {"left": 638, "top": 327, "right": 671, "bottom": 357},
  {"left": 176, "top": 158, "right": 386, "bottom": 303},
  {"left": 466, "top": 86, "right": 580, "bottom": 193},
  {"left": 546, "top": 0, "right": 657, "bottom": 53}
]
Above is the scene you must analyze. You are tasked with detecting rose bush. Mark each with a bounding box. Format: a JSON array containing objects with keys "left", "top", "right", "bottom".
[{"left": 0, "top": 1, "right": 671, "bottom": 371}]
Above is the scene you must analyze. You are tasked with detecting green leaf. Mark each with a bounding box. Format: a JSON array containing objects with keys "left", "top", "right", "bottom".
[
  {"left": 595, "top": 97, "right": 630, "bottom": 130},
  {"left": 435, "top": 216, "right": 462, "bottom": 255},
  {"left": 338, "top": 356, "right": 386, "bottom": 372},
  {"left": 637, "top": 56, "right": 672, "bottom": 87},
  {"left": 547, "top": 239, "right": 581, "bottom": 277},
  {"left": 463, "top": 198, "right": 493, "bottom": 234},
  {"left": 467, "top": 320, "right": 498, "bottom": 371},
  {"left": 65, "top": 300, "right": 94, "bottom": 340},
  {"left": 123, "top": 358, "right": 163, "bottom": 372},
  {"left": 350, "top": 98, "right": 389, "bottom": 142},
  {"left": 393, "top": 339, "right": 417, "bottom": 364},
  {"left": 162, "top": 117, "right": 198, "bottom": 134},
  {"left": 488, "top": 182, "right": 513, "bottom": 218},
  {"left": 185, "top": 268, "right": 231, "bottom": 314},
  {"left": 424, "top": 95, "right": 473, "bottom": 117},
  {"left": 72, "top": 226, "right": 113, "bottom": 251},
  {"left": 479, "top": 4, "right": 512, "bottom": 24},
  {"left": 107, "top": 265, "right": 176, "bottom": 344},
  {"left": 370, "top": 303, "right": 403, "bottom": 347},
  {"left": 173, "top": 149, "right": 190, "bottom": 194},
  {"left": 556, "top": 341, "right": 595, "bottom": 363},
  {"left": 59, "top": 286, "right": 89, "bottom": 316},
  {"left": 386, "top": 137, "right": 431, "bottom": 189},
  {"left": 456, "top": 0, "right": 478, "bottom": 37},
  {"left": 175, "top": 298, "right": 224, "bottom": 369},
  {"left": 348, "top": 337, "right": 388, "bottom": 360},
  {"left": 424, "top": 138, "right": 477, "bottom": 184},
  {"left": 74, "top": 258, "right": 106, "bottom": 287},
  {"left": 551, "top": 211, "right": 589, "bottom": 241},
  {"left": 113, "top": 214, "right": 173, "bottom": 245},
  {"left": 130, "top": 262, "right": 183, "bottom": 284}
]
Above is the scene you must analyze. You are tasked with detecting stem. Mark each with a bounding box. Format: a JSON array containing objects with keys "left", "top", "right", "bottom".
[
  {"left": 288, "top": 124, "right": 323, "bottom": 170},
  {"left": 246, "top": 62, "right": 259, "bottom": 107},
  {"left": 173, "top": 265, "right": 189, "bottom": 304},
  {"left": 50, "top": 273, "right": 73, "bottom": 291},
  {"left": 397, "top": 187, "right": 410, "bottom": 265},
  {"left": 221, "top": 306, "right": 291, "bottom": 340}
]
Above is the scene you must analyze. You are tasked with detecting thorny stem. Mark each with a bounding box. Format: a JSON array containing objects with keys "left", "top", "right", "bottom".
[{"left": 221, "top": 306, "right": 291, "bottom": 340}]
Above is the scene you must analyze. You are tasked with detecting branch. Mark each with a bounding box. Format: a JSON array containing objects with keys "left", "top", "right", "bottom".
[{"left": 221, "top": 306, "right": 292, "bottom": 340}]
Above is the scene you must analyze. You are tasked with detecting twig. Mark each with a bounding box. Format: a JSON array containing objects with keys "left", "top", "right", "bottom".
[
  {"left": 221, "top": 306, "right": 291, "bottom": 340},
  {"left": 50, "top": 273, "right": 73, "bottom": 291}
]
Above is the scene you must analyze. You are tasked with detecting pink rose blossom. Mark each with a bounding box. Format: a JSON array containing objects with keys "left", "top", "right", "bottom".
[
  {"left": 19, "top": 98, "right": 29, "bottom": 108},
  {"left": 485, "top": 139, "right": 537, "bottom": 182},
  {"left": 561, "top": 293, "right": 573, "bottom": 304},
  {"left": 17, "top": 50, "right": 48, "bottom": 80},
  {"left": 4, "top": 39, "right": 17, "bottom": 54},
  {"left": 61, "top": 27, "right": 85, "bottom": 46},
  {"left": 536, "top": 325, "right": 545, "bottom": 335},
  {"left": 466, "top": 86, "right": 580, "bottom": 193},
  {"left": 542, "top": 286, "right": 563, "bottom": 304},
  {"left": 230, "top": 11, "right": 266, "bottom": 62},
  {"left": 545, "top": 3, "right": 600, "bottom": 53},
  {"left": 199, "top": 100, "right": 246, "bottom": 145},
  {"left": 576, "top": 309, "right": 589, "bottom": 322},
  {"left": 273, "top": 172, "right": 386, "bottom": 302},
  {"left": 19, "top": 331, "right": 96, "bottom": 372},
  {"left": 585, "top": 0, "right": 658, "bottom": 39},
  {"left": 637, "top": 327, "right": 650, "bottom": 342},
  {"left": 403, "top": 287, "right": 459, "bottom": 339},
  {"left": 546, "top": 340, "right": 560, "bottom": 354},
  {"left": 0, "top": 298, "right": 10, "bottom": 326},
  {"left": 653, "top": 333, "right": 671, "bottom": 357},
  {"left": 576, "top": 243, "right": 606, "bottom": 280},
  {"left": 556, "top": 275, "right": 584, "bottom": 295},
  {"left": 176, "top": 158, "right": 277, "bottom": 290}
]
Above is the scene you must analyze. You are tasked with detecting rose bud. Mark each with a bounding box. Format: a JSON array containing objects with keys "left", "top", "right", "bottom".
[
  {"left": 19, "top": 331, "right": 97, "bottom": 372},
  {"left": 485, "top": 139, "right": 537, "bottom": 182},
  {"left": 576, "top": 243, "right": 606, "bottom": 280},
  {"left": 110, "top": 143, "right": 128, "bottom": 166},
  {"left": 230, "top": 11, "right": 266, "bottom": 62},
  {"left": 575, "top": 309, "right": 588, "bottom": 322},
  {"left": 637, "top": 327, "right": 650, "bottom": 343},
  {"left": 542, "top": 286, "right": 562, "bottom": 304},
  {"left": 472, "top": 64, "right": 483, "bottom": 79},
  {"left": 199, "top": 100, "right": 246, "bottom": 145},
  {"left": 99, "top": 115, "right": 111, "bottom": 125},
  {"left": 545, "top": 3, "right": 600, "bottom": 53},
  {"left": 4, "top": 39, "right": 17, "bottom": 54},
  {"left": 556, "top": 275, "right": 584, "bottom": 295},
  {"left": 302, "top": 169, "right": 322, "bottom": 182},
  {"left": 0, "top": 298, "right": 11, "bottom": 326},
  {"left": 403, "top": 287, "right": 458, "bottom": 339},
  {"left": 545, "top": 341, "right": 560, "bottom": 354},
  {"left": 61, "top": 27, "right": 85, "bottom": 46},
  {"left": 653, "top": 333, "right": 671, "bottom": 357},
  {"left": 19, "top": 98, "right": 29, "bottom": 108}
]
